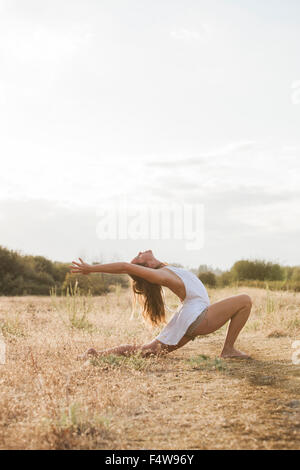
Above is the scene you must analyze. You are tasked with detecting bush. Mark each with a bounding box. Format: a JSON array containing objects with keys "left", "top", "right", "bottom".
[
  {"left": 63, "top": 273, "right": 110, "bottom": 296},
  {"left": 198, "top": 271, "right": 217, "bottom": 288},
  {"left": 216, "top": 270, "right": 233, "bottom": 287},
  {"left": 63, "top": 270, "right": 129, "bottom": 296},
  {"left": 215, "top": 260, "right": 300, "bottom": 292},
  {"left": 291, "top": 267, "right": 300, "bottom": 282},
  {"left": 0, "top": 245, "right": 128, "bottom": 296},
  {"left": 231, "top": 259, "right": 284, "bottom": 282}
]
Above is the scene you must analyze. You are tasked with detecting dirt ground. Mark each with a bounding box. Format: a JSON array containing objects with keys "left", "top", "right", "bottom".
[{"left": 0, "top": 286, "right": 299, "bottom": 449}]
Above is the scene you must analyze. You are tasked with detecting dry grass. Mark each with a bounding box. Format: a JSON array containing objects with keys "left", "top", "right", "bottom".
[{"left": 0, "top": 285, "right": 300, "bottom": 450}]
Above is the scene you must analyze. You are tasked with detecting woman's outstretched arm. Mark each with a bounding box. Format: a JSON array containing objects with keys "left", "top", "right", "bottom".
[
  {"left": 70, "top": 258, "right": 169, "bottom": 285},
  {"left": 70, "top": 258, "right": 127, "bottom": 275}
]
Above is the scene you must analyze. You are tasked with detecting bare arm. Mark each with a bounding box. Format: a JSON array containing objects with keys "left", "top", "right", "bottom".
[
  {"left": 70, "top": 258, "right": 127, "bottom": 275},
  {"left": 70, "top": 259, "right": 169, "bottom": 285}
]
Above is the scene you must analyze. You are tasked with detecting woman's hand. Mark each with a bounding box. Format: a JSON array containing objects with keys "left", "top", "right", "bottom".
[{"left": 70, "top": 258, "right": 92, "bottom": 275}]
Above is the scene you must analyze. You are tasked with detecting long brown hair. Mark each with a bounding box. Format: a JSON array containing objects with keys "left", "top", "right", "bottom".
[{"left": 129, "top": 262, "right": 167, "bottom": 327}]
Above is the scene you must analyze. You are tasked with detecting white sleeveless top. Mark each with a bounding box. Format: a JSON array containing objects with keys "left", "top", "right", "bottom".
[{"left": 155, "top": 265, "right": 210, "bottom": 346}]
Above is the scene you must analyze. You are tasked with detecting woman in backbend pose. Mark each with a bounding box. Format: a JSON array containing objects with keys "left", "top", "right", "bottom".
[{"left": 70, "top": 250, "right": 252, "bottom": 360}]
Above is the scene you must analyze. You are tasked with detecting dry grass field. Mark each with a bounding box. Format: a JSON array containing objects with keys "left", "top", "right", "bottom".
[{"left": 0, "top": 285, "right": 300, "bottom": 450}]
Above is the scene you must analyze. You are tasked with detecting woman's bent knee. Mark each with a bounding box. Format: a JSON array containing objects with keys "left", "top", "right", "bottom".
[{"left": 240, "top": 294, "right": 252, "bottom": 308}]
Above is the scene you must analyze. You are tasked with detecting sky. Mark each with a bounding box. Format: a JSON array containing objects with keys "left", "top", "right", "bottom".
[{"left": 0, "top": 0, "right": 300, "bottom": 270}]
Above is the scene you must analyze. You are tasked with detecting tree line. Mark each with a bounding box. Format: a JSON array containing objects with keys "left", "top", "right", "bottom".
[
  {"left": 0, "top": 245, "right": 299, "bottom": 295},
  {"left": 0, "top": 245, "right": 128, "bottom": 296},
  {"left": 198, "top": 259, "right": 300, "bottom": 291}
]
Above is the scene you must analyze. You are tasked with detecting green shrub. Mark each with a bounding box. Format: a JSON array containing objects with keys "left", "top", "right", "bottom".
[
  {"left": 216, "top": 270, "right": 233, "bottom": 287},
  {"left": 231, "top": 259, "right": 285, "bottom": 282},
  {"left": 198, "top": 271, "right": 217, "bottom": 288}
]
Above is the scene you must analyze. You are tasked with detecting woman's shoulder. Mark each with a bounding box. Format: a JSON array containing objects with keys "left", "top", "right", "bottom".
[{"left": 161, "top": 264, "right": 180, "bottom": 271}]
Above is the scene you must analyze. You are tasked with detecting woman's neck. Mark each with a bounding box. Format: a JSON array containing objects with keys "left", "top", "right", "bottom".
[{"left": 156, "top": 261, "right": 168, "bottom": 269}]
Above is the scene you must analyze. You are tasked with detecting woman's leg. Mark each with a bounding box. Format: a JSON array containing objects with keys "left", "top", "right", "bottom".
[
  {"left": 78, "top": 340, "right": 167, "bottom": 360},
  {"left": 78, "top": 294, "right": 252, "bottom": 360},
  {"left": 78, "top": 344, "right": 143, "bottom": 360},
  {"left": 191, "top": 294, "right": 253, "bottom": 358},
  {"left": 78, "top": 334, "right": 193, "bottom": 359}
]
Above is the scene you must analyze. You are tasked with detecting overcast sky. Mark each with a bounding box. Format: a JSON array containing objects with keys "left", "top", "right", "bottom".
[{"left": 0, "top": 0, "right": 300, "bottom": 270}]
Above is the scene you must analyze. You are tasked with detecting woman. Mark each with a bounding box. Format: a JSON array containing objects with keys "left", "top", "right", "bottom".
[{"left": 70, "top": 250, "right": 252, "bottom": 360}]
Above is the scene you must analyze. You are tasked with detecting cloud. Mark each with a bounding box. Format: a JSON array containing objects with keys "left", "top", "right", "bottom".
[
  {"left": 146, "top": 156, "right": 206, "bottom": 168},
  {"left": 218, "top": 140, "right": 256, "bottom": 155},
  {"left": 146, "top": 141, "right": 256, "bottom": 169},
  {"left": 170, "top": 29, "right": 202, "bottom": 40},
  {"left": 0, "top": 20, "right": 94, "bottom": 64},
  {"left": 0, "top": 199, "right": 93, "bottom": 260},
  {"left": 0, "top": 185, "right": 299, "bottom": 271},
  {"left": 0, "top": 198, "right": 204, "bottom": 267},
  {"left": 170, "top": 24, "right": 214, "bottom": 43},
  {"left": 145, "top": 141, "right": 300, "bottom": 196},
  {"left": 140, "top": 140, "right": 300, "bottom": 264}
]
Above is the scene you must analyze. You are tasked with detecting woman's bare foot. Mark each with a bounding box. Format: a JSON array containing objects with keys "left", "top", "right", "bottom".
[
  {"left": 77, "top": 348, "right": 98, "bottom": 360},
  {"left": 220, "top": 347, "right": 251, "bottom": 359}
]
